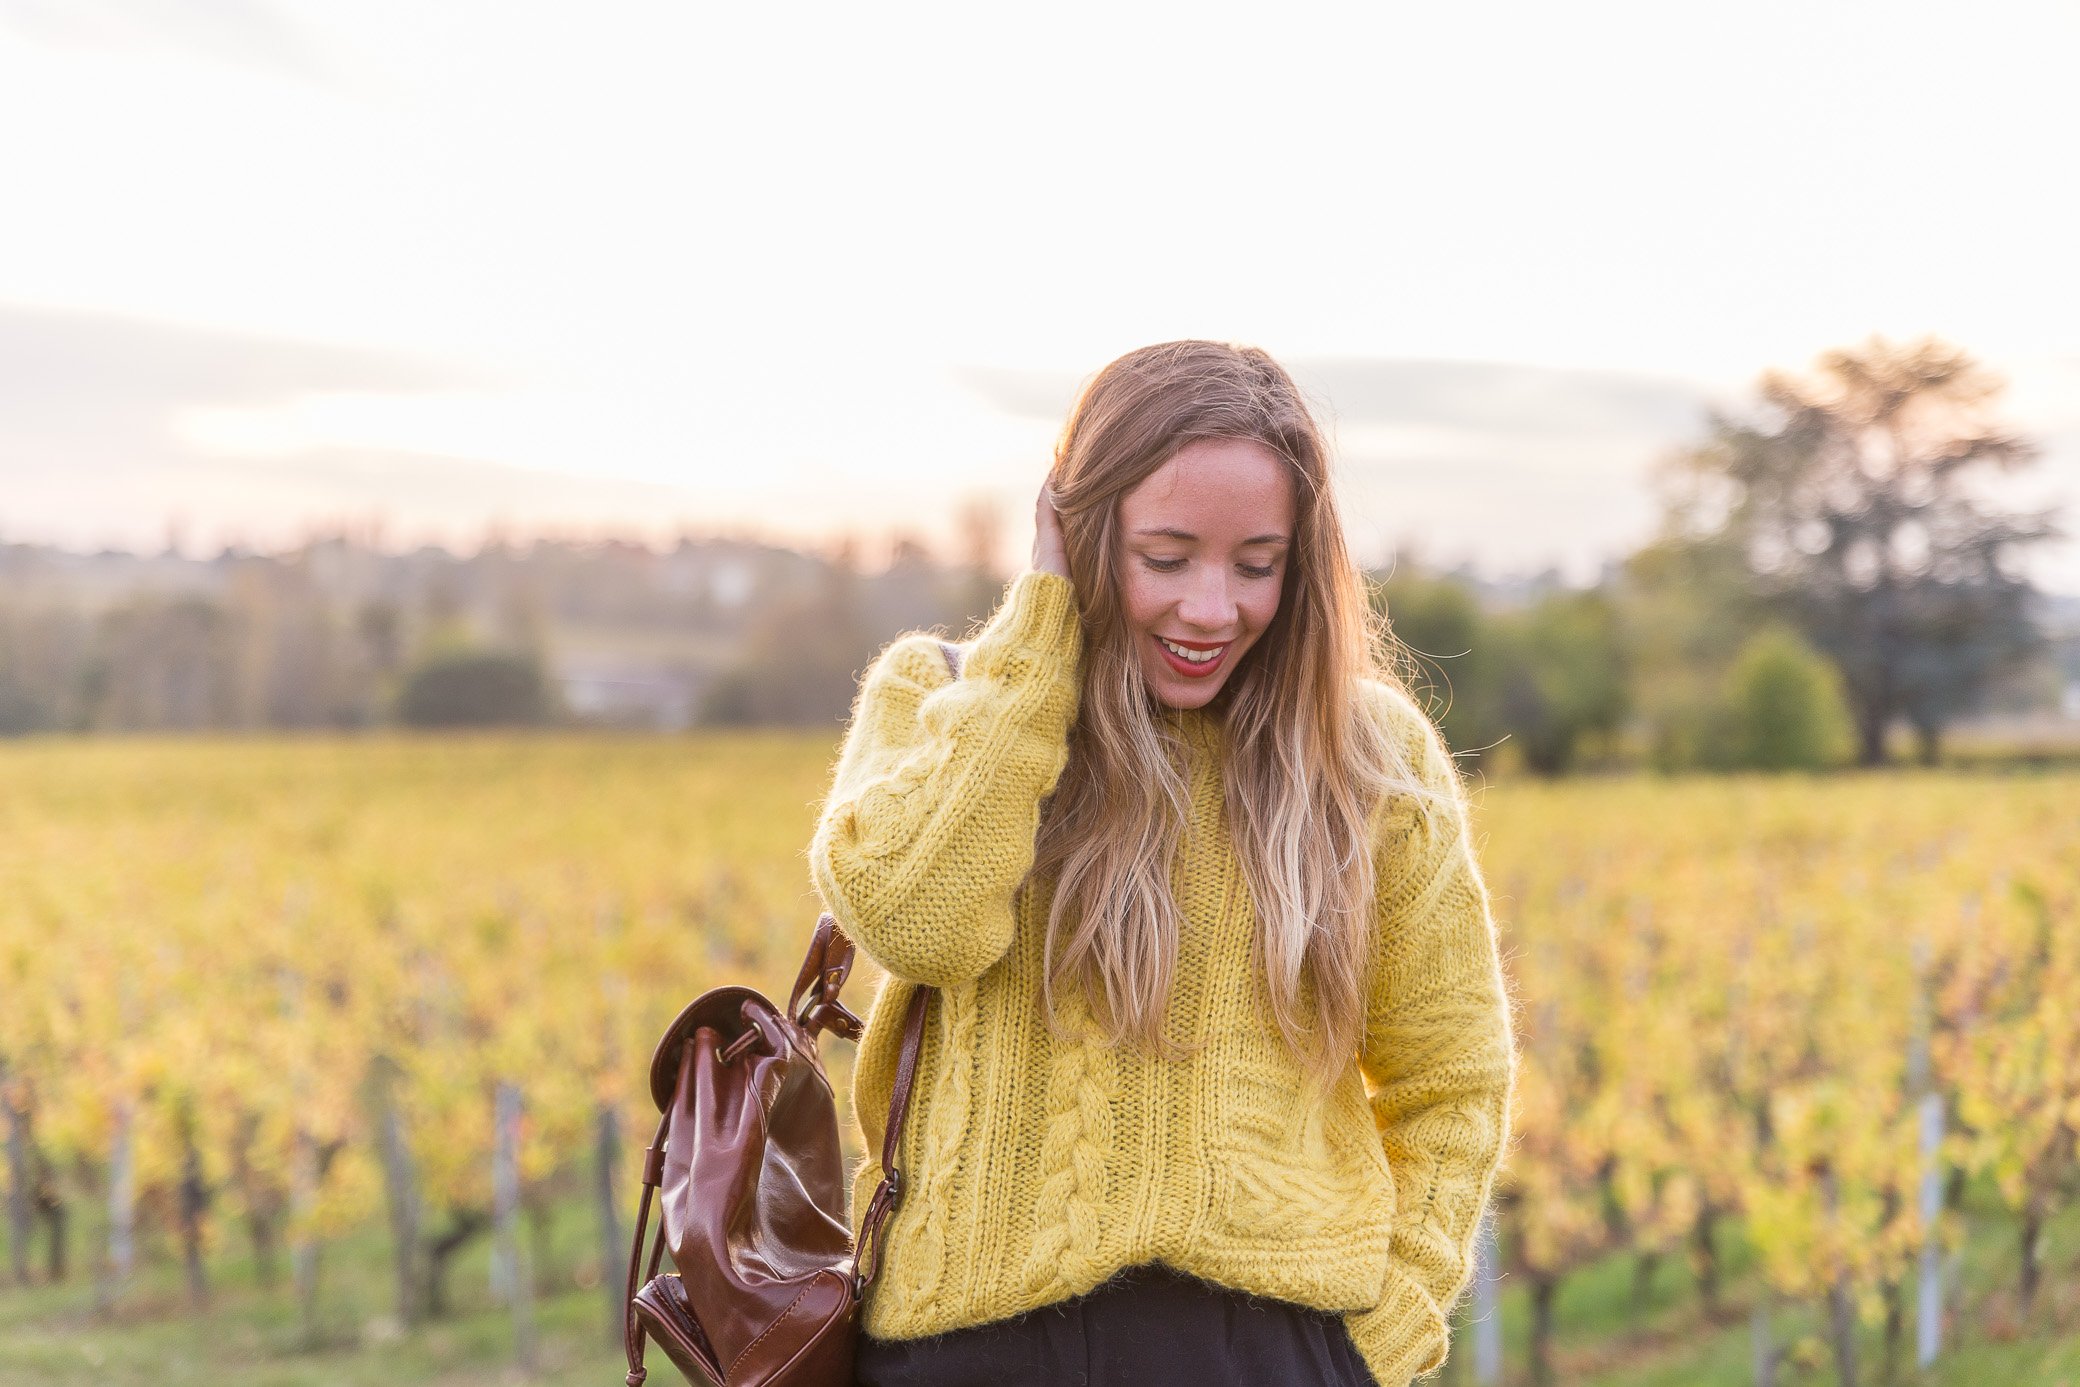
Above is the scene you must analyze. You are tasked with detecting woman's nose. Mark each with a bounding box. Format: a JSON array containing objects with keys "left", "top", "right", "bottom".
[{"left": 1175, "top": 567, "right": 1237, "bottom": 631}]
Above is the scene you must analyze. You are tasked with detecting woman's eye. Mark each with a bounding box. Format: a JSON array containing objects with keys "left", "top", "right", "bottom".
[{"left": 1142, "top": 556, "right": 1278, "bottom": 577}]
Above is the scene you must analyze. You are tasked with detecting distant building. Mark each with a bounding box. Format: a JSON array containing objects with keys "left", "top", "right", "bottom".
[{"left": 556, "top": 658, "right": 702, "bottom": 730}]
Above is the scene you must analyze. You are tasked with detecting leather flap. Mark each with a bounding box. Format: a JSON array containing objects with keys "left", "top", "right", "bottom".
[{"left": 646, "top": 985, "right": 778, "bottom": 1113}]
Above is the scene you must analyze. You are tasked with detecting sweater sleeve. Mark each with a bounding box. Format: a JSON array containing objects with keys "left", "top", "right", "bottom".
[
  {"left": 1343, "top": 686, "right": 1518, "bottom": 1386},
  {"left": 808, "top": 570, "right": 1084, "bottom": 988}
]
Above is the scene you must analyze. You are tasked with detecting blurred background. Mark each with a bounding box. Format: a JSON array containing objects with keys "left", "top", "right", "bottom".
[{"left": 1, "top": 3, "right": 2076, "bottom": 1386}]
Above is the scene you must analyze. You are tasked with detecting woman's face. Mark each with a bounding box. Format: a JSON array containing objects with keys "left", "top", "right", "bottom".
[{"left": 1114, "top": 436, "right": 1295, "bottom": 711}]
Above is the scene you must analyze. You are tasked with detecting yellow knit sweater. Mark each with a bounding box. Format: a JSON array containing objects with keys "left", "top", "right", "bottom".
[{"left": 808, "top": 570, "right": 1516, "bottom": 1386}]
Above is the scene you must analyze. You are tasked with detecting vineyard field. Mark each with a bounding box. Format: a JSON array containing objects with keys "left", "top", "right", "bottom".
[
  {"left": 1, "top": 1170, "right": 2072, "bottom": 1386},
  {"left": 0, "top": 734, "right": 2074, "bottom": 1386}
]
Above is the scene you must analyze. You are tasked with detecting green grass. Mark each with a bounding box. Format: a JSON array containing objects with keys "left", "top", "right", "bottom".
[
  {"left": 1443, "top": 1172, "right": 2080, "bottom": 1387},
  {"left": 5, "top": 1174, "right": 2074, "bottom": 1386},
  {"left": 0, "top": 1189, "right": 630, "bottom": 1387}
]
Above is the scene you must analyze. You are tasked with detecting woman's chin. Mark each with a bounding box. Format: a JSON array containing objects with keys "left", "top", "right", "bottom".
[{"left": 1150, "top": 674, "right": 1229, "bottom": 711}]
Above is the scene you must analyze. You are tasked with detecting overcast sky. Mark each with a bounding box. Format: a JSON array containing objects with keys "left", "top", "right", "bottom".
[{"left": 2, "top": 0, "right": 2075, "bottom": 590}]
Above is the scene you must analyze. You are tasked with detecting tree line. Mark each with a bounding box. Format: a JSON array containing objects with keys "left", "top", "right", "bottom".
[
  {"left": 1392, "top": 335, "right": 2069, "bottom": 771},
  {"left": 0, "top": 335, "right": 2067, "bottom": 767}
]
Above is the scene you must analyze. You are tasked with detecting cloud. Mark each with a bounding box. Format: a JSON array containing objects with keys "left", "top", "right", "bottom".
[
  {"left": 949, "top": 355, "right": 1721, "bottom": 581},
  {"left": 0, "top": 301, "right": 478, "bottom": 460},
  {"left": 4, "top": 304, "right": 2070, "bottom": 592},
  {"left": 0, "top": 0, "right": 327, "bottom": 80},
  {"left": 136, "top": 445, "right": 725, "bottom": 545},
  {"left": 946, "top": 365, "right": 1088, "bottom": 425},
  {"left": 0, "top": 303, "right": 580, "bottom": 550},
  {"left": 952, "top": 353, "right": 1713, "bottom": 438},
  {"left": 952, "top": 355, "right": 1715, "bottom": 442},
  {"left": 1292, "top": 358, "right": 1712, "bottom": 440},
  {"left": 0, "top": 303, "right": 836, "bottom": 556}
]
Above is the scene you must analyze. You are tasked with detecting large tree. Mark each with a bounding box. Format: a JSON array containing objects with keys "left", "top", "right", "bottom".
[{"left": 1655, "top": 335, "right": 2063, "bottom": 766}]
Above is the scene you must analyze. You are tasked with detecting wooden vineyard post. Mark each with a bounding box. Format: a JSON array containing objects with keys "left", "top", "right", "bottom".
[
  {"left": 492, "top": 1080, "right": 537, "bottom": 1372},
  {"left": 1909, "top": 933, "right": 1944, "bottom": 1369}
]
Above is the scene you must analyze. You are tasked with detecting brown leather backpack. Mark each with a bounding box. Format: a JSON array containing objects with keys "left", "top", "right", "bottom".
[{"left": 619, "top": 642, "right": 959, "bottom": 1387}]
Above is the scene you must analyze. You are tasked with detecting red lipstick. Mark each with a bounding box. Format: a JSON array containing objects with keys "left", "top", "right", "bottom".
[{"left": 1154, "top": 634, "right": 1230, "bottom": 679}]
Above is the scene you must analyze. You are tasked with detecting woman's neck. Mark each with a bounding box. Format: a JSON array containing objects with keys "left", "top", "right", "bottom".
[
  {"left": 1155, "top": 697, "right": 1229, "bottom": 740},
  {"left": 1160, "top": 681, "right": 1234, "bottom": 720}
]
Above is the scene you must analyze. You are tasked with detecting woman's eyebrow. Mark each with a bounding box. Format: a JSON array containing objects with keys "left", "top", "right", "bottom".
[{"left": 1132, "top": 527, "right": 1291, "bottom": 545}]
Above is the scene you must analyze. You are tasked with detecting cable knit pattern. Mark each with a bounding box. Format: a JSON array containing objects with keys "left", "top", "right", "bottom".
[
  {"left": 893, "top": 977, "right": 979, "bottom": 1307},
  {"left": 1017, "top": 979, "right": 1116, "bottom": 1302},
  {"left": 808, "top": 570, "right": 1518, "bottom": 1386}
]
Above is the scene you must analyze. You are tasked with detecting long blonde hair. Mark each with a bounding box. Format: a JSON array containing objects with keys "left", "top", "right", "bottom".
[{"left": 1027, "top": 340, "right": 1449, "bottom": 1087}]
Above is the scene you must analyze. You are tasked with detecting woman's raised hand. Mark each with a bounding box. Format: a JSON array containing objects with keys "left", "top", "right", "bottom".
[{"left": 1032, "top": 480, "right": 1071, "bottom": 581}]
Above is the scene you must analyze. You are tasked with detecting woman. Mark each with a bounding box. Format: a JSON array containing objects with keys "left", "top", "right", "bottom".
[{"left": 809, "top": 340, "right": 1517, "bottom": 1387}]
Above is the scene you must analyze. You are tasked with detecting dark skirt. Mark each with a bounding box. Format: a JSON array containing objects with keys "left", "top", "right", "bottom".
[{"left": 853, "top": 1263, "right": 1379, "bottom": 1387}]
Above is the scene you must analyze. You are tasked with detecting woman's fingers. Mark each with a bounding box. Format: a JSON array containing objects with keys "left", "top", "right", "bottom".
[{"left": 1033, "top": 481, "right": 1070, "bottom": 579}]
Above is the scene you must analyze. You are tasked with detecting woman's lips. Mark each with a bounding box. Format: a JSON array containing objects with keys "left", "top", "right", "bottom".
[{"left": 1154, "top": 634, "right": 1230, "bottom": 678}]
